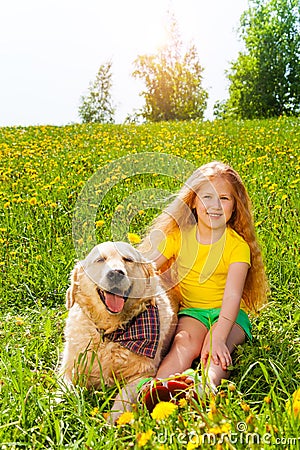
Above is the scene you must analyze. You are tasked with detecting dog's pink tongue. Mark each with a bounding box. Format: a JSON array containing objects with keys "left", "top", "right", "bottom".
[{"left": 105, "top": 293, "right": 125, "bottom": 313}]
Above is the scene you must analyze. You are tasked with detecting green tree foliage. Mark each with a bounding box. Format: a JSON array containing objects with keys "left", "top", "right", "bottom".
[
  {"left": 79, "top": 61, "right": 115, "bottom": 123},
  {"left": 223, "top": 0, "right": 300, "bottom": 119},
  {"left": 132, "top": 16, "right": 208, "bottom": 122}
]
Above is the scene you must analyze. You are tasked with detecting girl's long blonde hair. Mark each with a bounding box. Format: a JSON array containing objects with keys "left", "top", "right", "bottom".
[{"left": 140, "top": 161, "right": 269, "bottom": 312}]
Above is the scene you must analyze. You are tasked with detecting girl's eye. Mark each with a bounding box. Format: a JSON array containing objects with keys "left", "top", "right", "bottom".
[{"left": 220, "top": 196, "right": 230, "bottom": 201}]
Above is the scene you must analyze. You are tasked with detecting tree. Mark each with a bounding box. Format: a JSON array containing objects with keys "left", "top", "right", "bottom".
[
  {"left": 132, "top": 15, "right": 208, "bottom": 122},
  {"left": 222, "top": 0, "right": 300, "bottom": 119},
  {"left": 79, "top": 61, "right": 115, "bottom": 123}
]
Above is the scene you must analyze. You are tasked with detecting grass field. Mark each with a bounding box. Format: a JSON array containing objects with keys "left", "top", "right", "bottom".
[{"left": 0, "top": 117, "right": 299, "bottom": 448}]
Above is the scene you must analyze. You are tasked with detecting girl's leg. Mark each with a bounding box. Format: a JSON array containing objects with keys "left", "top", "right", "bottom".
[
  {"left": 156, "top": 316, "right": 208, "bottom": 378},
  {"left": 206, "top": 323, "right": 245, "bottom": 388}
]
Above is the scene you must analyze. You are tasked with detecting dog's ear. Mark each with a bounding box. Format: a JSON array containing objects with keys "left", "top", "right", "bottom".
[{"left": 66, "top": 263, "right": 81, "bottom": 309}]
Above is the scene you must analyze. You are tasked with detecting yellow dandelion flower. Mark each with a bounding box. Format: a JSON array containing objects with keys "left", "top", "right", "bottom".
[
  {"left": 95, "top": 220, "right": 105, "bottom": 228},
  {"left": 116, "top": 411, "right": 134, "bottom": 426},
  {"left": 286, "top": 388, "right": 300, "bottom": 418},
  {"left": 151, "top": 401, "right": 178, "bottom": 421},
  {"left": 90, "top": 407, "right": 99, "bottom": 417},
  {"left": 187, "top": 441, "right": 198, "bottom": 450},
  {"left": 209, "top": 399, "right": 217, "bottom": 415},
  {"left": 15, "top": 317, "right": 24, "bottom": 326},
  {"left": 264, "top": 396, "right": 272, "bottom": 404},
  {"left": 29, "top": 197, "right": 37, "bottom": 205},
  {"left": 241, "top": 402, "right": 250, "bottom": 412},
  {"left": 127, "top": 233, "right": 141, "bottom": 244},
  {"left": 207, "top": 411, "right": 214, "bottom": 421},
  {"left": 208, "top": 425, "right": 222, "bottom": 435},
  {"left": 77, "top": 238, "right": 84, "bottom": 246},
  {"left": 137, "top": 429, "right": 153, "bottom": 447},
  {"left": 178, "top": 397, "right": 187, "bottom": 408},
  {"left": 246, "top": 414, "right": 255, "bottom": 425},
  {"left": 220, "top": 422, "right": 231, "bottom": 434}
]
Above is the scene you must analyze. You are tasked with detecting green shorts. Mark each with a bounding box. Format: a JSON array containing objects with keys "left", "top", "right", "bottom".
[{"left": 178, "top": 307, "right": 252, "bottom": 341}]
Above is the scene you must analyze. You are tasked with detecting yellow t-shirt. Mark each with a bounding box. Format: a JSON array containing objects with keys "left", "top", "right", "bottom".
[{"left": 158, "top": 225, "right": 250, "bottom": 310}]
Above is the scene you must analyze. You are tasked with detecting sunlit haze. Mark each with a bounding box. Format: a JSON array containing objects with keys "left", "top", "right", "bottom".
[{"left": 0, "top": 0, "right": 248, "bottom": 126}]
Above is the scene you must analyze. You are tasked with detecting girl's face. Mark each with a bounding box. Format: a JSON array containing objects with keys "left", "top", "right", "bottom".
[{"left": 193, "top": 177, "right": 235, "bottom": 233}]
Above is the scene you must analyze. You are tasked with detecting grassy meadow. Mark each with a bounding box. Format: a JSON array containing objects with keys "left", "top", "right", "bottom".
[{"left": 0, "top": 117, "right": 299, "bottom": 449}]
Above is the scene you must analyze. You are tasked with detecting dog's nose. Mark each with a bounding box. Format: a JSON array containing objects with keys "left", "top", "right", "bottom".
[{"left": 107, "top": 269, "right": 125, "bottom": 284}]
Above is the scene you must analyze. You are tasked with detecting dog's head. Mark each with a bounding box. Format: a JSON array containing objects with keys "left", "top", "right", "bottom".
[{"left": 66, "top": 242, "right": 158, "bottom": 326}]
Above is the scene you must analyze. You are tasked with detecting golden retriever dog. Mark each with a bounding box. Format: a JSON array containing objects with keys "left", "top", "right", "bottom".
[{"left": 59, "top": 241, "right": 177, "bottom": 420}]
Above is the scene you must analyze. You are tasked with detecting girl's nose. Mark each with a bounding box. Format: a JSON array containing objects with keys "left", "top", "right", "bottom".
[{"left": 213, "top": 197, "right": 222, "bottom": 209}]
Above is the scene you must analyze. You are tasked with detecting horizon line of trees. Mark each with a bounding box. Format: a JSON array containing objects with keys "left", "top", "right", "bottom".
[{"left": 79, "top": 0, "right": 300, "bottom": 124}]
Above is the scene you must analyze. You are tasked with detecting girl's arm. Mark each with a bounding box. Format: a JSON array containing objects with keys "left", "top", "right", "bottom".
[
  {"left": 149, "top": 250, "right": 168, "bottom": 270},
  {"left": 215, "top": 261, "right": 249, "bottom": 336},
  {"left": 201, "top": 262, "right": 249, "bottom": 370}
]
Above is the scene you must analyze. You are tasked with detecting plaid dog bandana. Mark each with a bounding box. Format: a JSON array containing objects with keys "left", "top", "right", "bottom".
[{"left": 105, "top": 305, "right": 160, "bottom": 359}]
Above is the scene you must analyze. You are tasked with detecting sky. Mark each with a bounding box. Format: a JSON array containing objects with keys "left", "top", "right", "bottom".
[{"left": 0, "top": 0, "right": 249, "bottom": 127}]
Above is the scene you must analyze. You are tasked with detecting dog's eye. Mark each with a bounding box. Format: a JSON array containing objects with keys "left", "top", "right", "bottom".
[
  {"left": 123, "top": 257, "right": 134, "bottom": 263},
  {"left": 96, "top": 257, "right": 106, "bottom": 263}
]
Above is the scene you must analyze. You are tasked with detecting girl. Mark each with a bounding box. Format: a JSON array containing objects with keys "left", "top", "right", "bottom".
[{"left": 138, "top": 161, "right": 268, "bottom": 410}]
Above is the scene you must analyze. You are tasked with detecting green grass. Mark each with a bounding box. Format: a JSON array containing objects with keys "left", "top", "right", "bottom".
[{"left": 0, "top": 117, "right": 299, "bottom": 448}]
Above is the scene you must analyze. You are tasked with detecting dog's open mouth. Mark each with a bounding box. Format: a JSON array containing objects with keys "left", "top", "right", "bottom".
[{"left": 97, "top": 287, "right": 131, "bottom": 314}]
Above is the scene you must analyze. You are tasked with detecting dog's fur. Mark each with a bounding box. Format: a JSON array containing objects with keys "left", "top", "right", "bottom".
[{"left": 59, "top": 241, "right": 177, "bottom": 418}]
